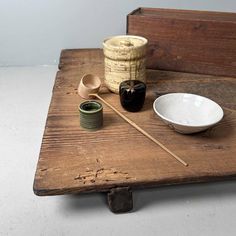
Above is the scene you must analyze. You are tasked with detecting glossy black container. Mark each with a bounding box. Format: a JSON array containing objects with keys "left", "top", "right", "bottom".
[{"left": 119, "top": 80, "right": 146, "bottom": 112}]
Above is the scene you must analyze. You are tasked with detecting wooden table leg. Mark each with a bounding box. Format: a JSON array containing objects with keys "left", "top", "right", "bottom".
[{"left": 107, "top": 187, "right": 133, "bottom": 213}]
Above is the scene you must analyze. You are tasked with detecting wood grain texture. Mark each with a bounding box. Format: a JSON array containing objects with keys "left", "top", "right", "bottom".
[
  {"left": 127, "top": 8, "right": 236, "bottom": 77},
  {"left": 34, "top": 49, "right": 236, "bottom": 196}
]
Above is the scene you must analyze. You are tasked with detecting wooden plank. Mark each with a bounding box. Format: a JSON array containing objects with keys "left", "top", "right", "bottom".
[
  {"left": 127, "top": 8, "right": 236, "bottom": 77},
  {"left": 34, "top": 49, "right": 236, "bottom": 196},
  {"left": 59, "top": 48, "right": 103, "bottom": 70}
]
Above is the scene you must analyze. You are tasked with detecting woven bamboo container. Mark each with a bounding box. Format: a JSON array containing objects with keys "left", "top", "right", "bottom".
[{"left": 103, "top": 35, "right": 148, "bottom": 94}]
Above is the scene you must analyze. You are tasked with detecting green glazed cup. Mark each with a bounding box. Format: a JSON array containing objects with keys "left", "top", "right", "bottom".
[{"left": 79, "top": 101, "right": 103, "bottom": 131}]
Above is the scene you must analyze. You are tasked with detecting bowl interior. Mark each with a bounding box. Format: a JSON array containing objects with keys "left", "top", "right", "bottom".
[
  {"left": 154, "top": 93, "right": 223, "bottom": 127},
  {"left": 79, "top": 101, "right": 102, "bottom": 113}
]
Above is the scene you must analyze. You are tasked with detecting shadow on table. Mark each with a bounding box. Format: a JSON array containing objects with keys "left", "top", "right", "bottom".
[{"left": 60, "top": 180, "right": 236, "bottom": 213}]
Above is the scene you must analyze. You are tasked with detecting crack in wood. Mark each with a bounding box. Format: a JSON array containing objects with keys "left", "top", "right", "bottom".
[
  {"left": 74, "top": 168, "right": 133, "bottom": 184},
  {"left": 203, "top": 144, "right": 230, "bottom": 150}
]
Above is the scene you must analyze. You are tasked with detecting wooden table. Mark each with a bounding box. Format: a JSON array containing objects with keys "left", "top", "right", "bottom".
[{"left": 33, "top": 49, "right": 236, "bottom": 213}]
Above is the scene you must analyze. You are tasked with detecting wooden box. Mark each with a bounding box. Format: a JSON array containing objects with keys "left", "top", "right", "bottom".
[{"left": 127, "top": 8, "right": 236, "bottom": 77}]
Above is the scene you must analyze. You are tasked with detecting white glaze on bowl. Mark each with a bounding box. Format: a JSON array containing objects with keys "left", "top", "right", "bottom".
[{"left": 153, "top": 93, "right": 224, "bottom": 134}]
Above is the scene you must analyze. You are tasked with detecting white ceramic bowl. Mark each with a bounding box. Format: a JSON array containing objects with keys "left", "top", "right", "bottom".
[{"left": 153, "top": 93, "right": 224, "bottom": 134}]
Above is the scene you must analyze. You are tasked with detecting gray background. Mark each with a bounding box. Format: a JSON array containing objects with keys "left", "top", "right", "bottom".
[
  {"left": 1, "top": 0, "right": 236, "bottom": 66},
  {"left": 1, "top": 1, "right": 236, "bottom": 236}
]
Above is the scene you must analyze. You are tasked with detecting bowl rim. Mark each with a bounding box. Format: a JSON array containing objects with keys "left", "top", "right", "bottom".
[
  {"left": 153, "top": 93, "right": 224, "bottom": 128},
  {"left": 79, "top": 101, "right": 103, "bottom": 114}
]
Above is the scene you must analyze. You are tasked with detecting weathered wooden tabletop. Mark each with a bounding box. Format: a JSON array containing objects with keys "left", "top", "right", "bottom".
[{"left": 34, "top": 49, "right": 236, "bottom": 211}]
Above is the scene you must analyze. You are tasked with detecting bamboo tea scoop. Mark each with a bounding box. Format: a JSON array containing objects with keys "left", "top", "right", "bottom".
[{"left": 77, "top": 74, "right": 188, "bottom": 166}]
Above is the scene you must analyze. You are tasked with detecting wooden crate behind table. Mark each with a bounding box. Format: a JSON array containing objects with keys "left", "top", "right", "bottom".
[{"left": 127, "top": 8, "right": 236, "bottom": 77}]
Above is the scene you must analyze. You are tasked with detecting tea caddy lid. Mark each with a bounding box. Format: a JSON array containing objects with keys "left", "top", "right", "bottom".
[{"left": 103, "top": 35, "right": 148, "bottom": 49}]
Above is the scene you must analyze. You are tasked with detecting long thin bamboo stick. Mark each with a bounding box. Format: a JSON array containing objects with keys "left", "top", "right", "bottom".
[{"left": 89, "top": 93, "right": 188, "bottom": 167}]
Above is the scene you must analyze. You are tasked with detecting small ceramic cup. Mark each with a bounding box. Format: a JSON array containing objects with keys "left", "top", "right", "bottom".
[
  {"left": 79, "top": 101, "right": 103, "bottom": 131},
  {"left": 119, "top": 80, "right": 146, "bottom": 112},
  {"left": 78, "top": 74, "right": 101, "bottom": 99}
]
